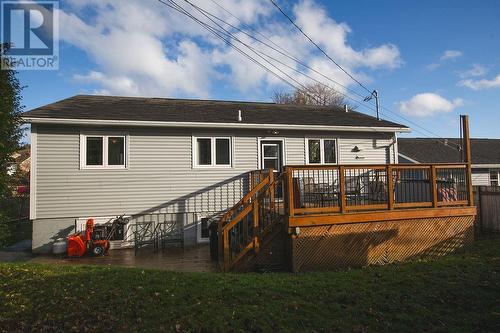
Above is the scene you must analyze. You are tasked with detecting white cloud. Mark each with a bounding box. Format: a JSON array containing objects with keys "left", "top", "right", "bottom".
[
  {"left": 398, "top": 93, "right": 464, "bottom": 117},
  {"left": 426, "top": 63, "right": 440, "bottom": 71},
  {"left": 57, "top": 0, "right": 403, "bottom": 97},
  {"left": 459, "top": 64, "right": 487, "bottom": 78},
  {"left": 459, "top": 74, "right": 500, "bottom": 90},
  {"left": 426, "top": 49, "right": 463, "bottom": 71},
  {"left": 440, "top": 50, "right": 463, "bottom": 61},
  {"left": 292, "top": 0, "right": 402, "bottom": 70}
]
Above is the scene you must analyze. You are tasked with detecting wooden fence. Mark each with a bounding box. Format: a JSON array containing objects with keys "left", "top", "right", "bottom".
[{"left": 474, "top": 186, "right": 500, "bottom": 232}]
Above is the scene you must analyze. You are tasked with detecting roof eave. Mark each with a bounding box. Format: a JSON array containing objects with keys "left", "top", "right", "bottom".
[{"left": 22, "top": 117, "right": 410, "bottom": 133}]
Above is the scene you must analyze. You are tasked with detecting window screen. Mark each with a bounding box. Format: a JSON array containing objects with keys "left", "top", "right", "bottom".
[
  {"left": 86, "top": 137, "right": 103, "bottom": 166},
  {"left": 197, "top": 138, "right": 212, "bottom": 165}
]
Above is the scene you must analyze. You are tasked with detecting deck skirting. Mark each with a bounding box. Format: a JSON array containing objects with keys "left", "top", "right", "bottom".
[{"left": 290, "top": 211, "right": 475, "bottom": 272}]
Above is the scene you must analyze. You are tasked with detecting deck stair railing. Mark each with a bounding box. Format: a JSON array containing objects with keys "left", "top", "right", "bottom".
[{"left": 218, "top": 169, "right": 285, "bottom": 272}]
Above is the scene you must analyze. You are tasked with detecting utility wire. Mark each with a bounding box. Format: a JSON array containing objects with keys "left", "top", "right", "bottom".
[
  {"left": 267, "top": 0, "right": 462, "bottom": 149},
  {"left": 268, "top": 0, "right": 372, "bottom": 94},
  {"left": 158, "top": 0, "right": 324, "bottom": 105},
  {"left": 158, "top": 0, "right": 463, "bottom": 148},
  {"left": 192, "top": 0, "right": 369, "bottom": 103}
]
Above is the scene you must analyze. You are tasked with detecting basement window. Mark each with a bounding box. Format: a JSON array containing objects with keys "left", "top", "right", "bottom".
[
  {"left": 306, "top": 138, "right": 337, "bottom": 164},
  {"left": 80, "top": 134, "right": 128, "bottom": 169},
  {"left": 194, "top": 137, "right": 232, "bottom": 168}
]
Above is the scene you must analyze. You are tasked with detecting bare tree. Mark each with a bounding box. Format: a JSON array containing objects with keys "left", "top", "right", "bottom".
[{"left": 272, "top": 83, "right": 351, "bottom": 108}]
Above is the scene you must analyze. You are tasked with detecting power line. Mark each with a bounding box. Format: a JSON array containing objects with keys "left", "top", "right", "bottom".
[
  {"left": 193, "top": 0, "right": 371, "bottom": 103},
  {"left": 158, "top": 0, "right": 462, "bottom": 149},
  {"left": 266, "top": 0, "right": 462, "bottom": 149},
  {"left": 157, "top": 0, "right": 324, "bottom": 105},
  {"left": 268, "top": 0, "right": 372, "bottom": 95}
]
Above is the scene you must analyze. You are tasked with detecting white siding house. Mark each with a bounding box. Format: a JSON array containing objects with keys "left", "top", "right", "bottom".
[{"left": 23, "top": 95, "right": 409, "bottom": 253}]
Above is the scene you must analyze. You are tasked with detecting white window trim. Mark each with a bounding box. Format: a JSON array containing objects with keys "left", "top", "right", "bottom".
[
  {"left": 196, "top": 214, "right": 211, "bottom": 243},
  {"left": 192, "top": 136, "right": 233, "bottom": 168},
  {"left": 257, "top": 137, "right": 287, "bottom": 169},
  {"left": 305, "top": 138, "right": 339, "bottom": 165},
  {"left": 30, "top": 124, "right": 37, "bottom": 220},
  {"left": 80, "top": 132, "right": 129, "bottom": 170}
]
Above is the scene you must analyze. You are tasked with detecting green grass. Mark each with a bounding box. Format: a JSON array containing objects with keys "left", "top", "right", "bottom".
[{"left": 1, "top": 236, "right": 499, "bottom": 332}]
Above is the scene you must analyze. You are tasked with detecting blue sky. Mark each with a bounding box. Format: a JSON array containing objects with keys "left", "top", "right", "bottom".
[{"left": 16, "top": 0, "right": 500, "bottom": 138}]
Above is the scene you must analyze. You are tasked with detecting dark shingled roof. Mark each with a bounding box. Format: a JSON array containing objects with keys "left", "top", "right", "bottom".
[
  {"left": 22, "top": 95, "right": 407, "bottom": 129},
  {"left": 398, "top": 138, "right": 500, "bottom": 164}
]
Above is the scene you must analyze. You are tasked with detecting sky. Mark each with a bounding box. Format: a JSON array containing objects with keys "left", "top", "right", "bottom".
[{"left": 16, "top": 0, "right": 500, "bottom": 139}]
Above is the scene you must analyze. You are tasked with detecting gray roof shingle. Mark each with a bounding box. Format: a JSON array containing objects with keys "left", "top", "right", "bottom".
[
  {"left": 398, "top": 138, "right": 500, "bottom": 165},
  {"left": 22, "top": 95, "right": 407, "bottom": 130}
]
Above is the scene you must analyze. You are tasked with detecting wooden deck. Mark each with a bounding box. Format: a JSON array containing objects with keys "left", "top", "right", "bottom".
[
  {"left": 218, "top": 162, "right": 476, "bottom": 272},
  {"left": 215, "top": 116, "right": 477, "bottom": 272}
]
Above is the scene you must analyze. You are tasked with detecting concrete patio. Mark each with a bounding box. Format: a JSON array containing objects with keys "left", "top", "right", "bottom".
[{"left": 1, "top": 242, "right": 218, "bottom": 273}]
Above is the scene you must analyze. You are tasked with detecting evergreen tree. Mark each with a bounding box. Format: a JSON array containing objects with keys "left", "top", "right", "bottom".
[{"left": 0, "top": 43, "right": 23, "bottom": 196}]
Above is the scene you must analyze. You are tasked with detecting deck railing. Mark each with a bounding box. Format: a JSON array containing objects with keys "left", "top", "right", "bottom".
[{"left": 286, "top": 163, "right": 472, "bottom": 216}]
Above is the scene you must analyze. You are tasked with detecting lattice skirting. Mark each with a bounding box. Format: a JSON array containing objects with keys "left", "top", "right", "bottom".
[{"left": 291, "top": 215, "right": 475, "bottom": 272}]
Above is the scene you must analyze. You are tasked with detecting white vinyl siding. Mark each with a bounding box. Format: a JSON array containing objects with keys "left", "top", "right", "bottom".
[
  {"left": 338, "top": 138, "right": 394, "bottom": 164},
  {"left": 471, "top": 169, "right": 491, "bottom": 186},
  {"left": 34, "top": 127, "right": 395, "bottom": 219}
]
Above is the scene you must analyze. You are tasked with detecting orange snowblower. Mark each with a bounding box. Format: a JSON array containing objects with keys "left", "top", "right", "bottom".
[{"left": 67, "top": 216, "right": 129, "bottom": 257}]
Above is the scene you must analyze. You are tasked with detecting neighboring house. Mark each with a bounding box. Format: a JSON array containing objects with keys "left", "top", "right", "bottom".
[
  {"left": 22, "top": 95, "right": 409, "bottom": 253},
  {"left": 398, "top": 138, "right": 500, "bottom": 186},
  {"left": 7, "top": 147, "right": 31, "bottom": 176}
]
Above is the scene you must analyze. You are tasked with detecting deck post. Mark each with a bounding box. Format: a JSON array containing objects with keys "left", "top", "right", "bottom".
[
  {"left": 387, "top": 165, "right": 394, "bottom": 210},
  {"left": 252, "top": 200, "right": 260, "bottom": 254},
  {"left": 223, "top": 228, "right": 230, "bottom": 272},
  {"left": 430, "top": 165, "right": 438, "bottom": 208},
  {"left": 269, "top": 168, "right": 275, "bottom": 209},
  {"left": 286, "top": 166, "right": 295, "bottom": 217},
  {"left": 339, "top": 166, "right": 346, "bottom": 213},
  {"left": 461, "top": 115, "right": 474, "bottom": 206}
]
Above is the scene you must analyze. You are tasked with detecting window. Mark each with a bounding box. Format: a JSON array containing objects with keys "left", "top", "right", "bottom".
[
  {"left": 86, "top": 137, "right": 103, "bottom": 165},
  {"left": 194, "top": 137, "right": 232, "bottom": 167},
  {"left": 81, "top": 134, "right": 127, "bottom": 169},
  {"left": 491, "top": 170, "right": 499, "bottom": 186},
  {"left": 108, "top": 137, "right": 125, "bottom": 166},
  {"left": 306, "top": 138, "right": 337, "bottom": 164},
  {"left": 200, "top": 218, "right": 210, "bottom": 239}
]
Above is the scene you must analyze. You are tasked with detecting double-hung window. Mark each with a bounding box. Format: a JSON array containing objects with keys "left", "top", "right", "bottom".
[
  {"left": 81, "top": 134, "right": 127, "bottom": 169},
  {"left": 306, "top": 138, "right": 337, "bottom": 164},
  {"left": 194, "top": 137, "right": 232, "bottom": 167}
]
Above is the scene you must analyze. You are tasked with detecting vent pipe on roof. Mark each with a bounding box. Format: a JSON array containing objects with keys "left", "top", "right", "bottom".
[
  {"left": 344, "top": 104, "right": 348, "bottom": 113},
  {"left": 238, "top": 110, "right": 243, "bottom": 122}
]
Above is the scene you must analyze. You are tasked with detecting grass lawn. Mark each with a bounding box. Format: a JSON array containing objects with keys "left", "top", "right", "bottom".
[{"left": 1, "top": 236, "right": 499, "bottom": 332}]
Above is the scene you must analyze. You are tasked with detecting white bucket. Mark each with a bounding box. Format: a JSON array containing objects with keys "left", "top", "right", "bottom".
[{"left": 52, "top": 238, "right": 67, "bottom": 255}]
